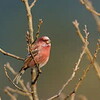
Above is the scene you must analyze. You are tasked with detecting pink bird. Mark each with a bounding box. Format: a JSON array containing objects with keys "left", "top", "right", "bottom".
[{"left": 13, "top": 36, "right": 51, "bottom": 84}]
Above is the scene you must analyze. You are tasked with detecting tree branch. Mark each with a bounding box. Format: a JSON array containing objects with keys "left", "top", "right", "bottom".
[
  {"left": 73, "top": 20, "right": 100, "bottom": 78},
  {"left": 21, "top": 0, "right": 39, "bottom": 99},
  {"left": 80, "top": 0, "right": 100, "bottom": 32},
  {"left": 80, "top": 0, "right": 100, "bottom": 16},
  {"left": 48, "top": 25, "right": 89, "bottom": 100},
  {"left": 4, "top": 88, "right": 17, "bottom": 100},
  {"left": 22, "top": 0, "right": 34, "bottom": 43},
  {"left": 4, "top": 63, "right": 33, "bottom": 100},
  {"left": 30, "top": 0, "right": 38, "bottom": 9},
  {"left": 0, "top": 48, "right": 24, "bottom": 61},
  {"left": 65, "top": 38, "right": 100, "bottom": 100}
]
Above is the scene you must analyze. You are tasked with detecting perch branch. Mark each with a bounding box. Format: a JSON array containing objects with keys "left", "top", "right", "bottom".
[
  {"left": 21, "top": 0, "right": 39, "bottom": 99},
  {"left": 0, "top": 48, "right": 24, "bottom": 61},
  {"left": 73, "top": 20, "right": 100, "bottom": 78},
  {"left": 31, "top": 64, "right": 42, "bottom": 84}
]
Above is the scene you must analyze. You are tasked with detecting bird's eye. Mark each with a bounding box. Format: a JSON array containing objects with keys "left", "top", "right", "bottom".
[{"left": 46, "top": 40, "right": 51, "bottom": 44}]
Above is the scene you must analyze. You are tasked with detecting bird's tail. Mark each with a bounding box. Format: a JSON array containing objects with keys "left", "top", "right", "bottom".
[
  {"left": 13, "top": 56, "right": 32, "bottom": 84},
  {"left": 13, "top": 69, "right": 25, "bottom": 84}
]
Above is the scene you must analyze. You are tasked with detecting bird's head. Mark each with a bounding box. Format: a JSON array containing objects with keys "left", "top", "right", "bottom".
[{"left": 37, "top": 36, "right": 51, "bottom": 47}]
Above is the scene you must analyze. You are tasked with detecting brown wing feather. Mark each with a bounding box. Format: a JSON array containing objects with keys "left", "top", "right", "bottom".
[{"left": 13, "top": 49, "right": 38, "bottom": 84}]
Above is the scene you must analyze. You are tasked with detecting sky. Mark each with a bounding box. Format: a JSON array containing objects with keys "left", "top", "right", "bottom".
[{"left": 0, "top": 0, "right": 100, "bottom": 100}]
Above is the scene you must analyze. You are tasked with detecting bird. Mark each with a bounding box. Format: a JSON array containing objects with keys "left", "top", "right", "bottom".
[{"left": 13, "top": 36, "right": 51, "bottom": 84}]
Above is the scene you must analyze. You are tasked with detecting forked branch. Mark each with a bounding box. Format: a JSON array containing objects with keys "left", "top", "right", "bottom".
[
  {"left": 73, "top": 20, "right": 100, "bottom": 78},
  {"left": 48, "top": 25, "right": 89, "bottom": 100}
]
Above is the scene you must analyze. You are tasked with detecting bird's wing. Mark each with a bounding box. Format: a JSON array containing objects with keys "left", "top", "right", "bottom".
[{"left": 24, "top": 48, "right": 39, "bottom": 68}]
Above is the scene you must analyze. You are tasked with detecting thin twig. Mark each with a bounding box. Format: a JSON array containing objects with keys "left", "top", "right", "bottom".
[
  {"left": 0, "top": 48, "right": 24, "bottom": 61},
  {"left": 4, "top": 65, "right": 31, "bottom": 93},
  {"left": 33, "top": 19, "right": 43, "bottom": 43},
  {"left": 93, "top": 40, "right": 100, "bottom": 59},
  {"left": 22, "top": 0, "right": 34, "bottom": 43},
  {"left": 80, "top": 0, "right": 100, "bottom": 32},
  {"left": 36, "top": 19, "right": 43, "bottom": 37},
  {"left": 5, "top": 62, "right": 17, "bottom": 75},
  {"left": 65, "top": 38, "right": 100, "bottom": 100},
  {"left": 5, "top": 86, "right": 33, "bottom": 100},
  {"left": 30, "top": 0, "right": 38, "bottom": 9},
  {"left": 65, "top": 64, "right": 91, "bottom": 100},
  {"left": 5, "top": 63, "right": 33, "bottom": 100},
  {"left": 4, "top": 88, "right": 17, "bottom": 100},
  {"left": 5, "top": 86, "right": 28, "bottom": 96},
  {"left": 73, "top": 20, "right": 100, "bottom": 78}
]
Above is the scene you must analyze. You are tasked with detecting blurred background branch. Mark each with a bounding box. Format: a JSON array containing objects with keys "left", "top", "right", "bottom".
[{"left": 80, "top": 0, "right": 100, "bottom": 32}]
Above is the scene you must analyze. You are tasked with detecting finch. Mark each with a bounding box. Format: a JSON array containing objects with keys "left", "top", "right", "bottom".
[{"left": 13, "top": 36, "right": 51, "bottom": 84}]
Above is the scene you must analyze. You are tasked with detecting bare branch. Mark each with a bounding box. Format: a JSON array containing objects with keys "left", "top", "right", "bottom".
[
  {"left": 4, "top": 63, "right": 34, "bottom": 95},
  {"left": 5, "top": 86, "right": 28, "bottom": 96},
  {"left": 48, "top": 26, "right": 89, "bottom": 100},
  {"left": 66, "top": 36, "right": 100, "bottom": 100},
  {"left": 4, "top": 65, "right": 29, "bottom": 93},
  {"left": 70, "top": 93, "right": 75, "bottom": 100},
  {"left": 5, "top": 63, "right": 33, "bottom": 100},
  {"left": 73, "top": 20, "right": 100, "bottom": 78},
  {"left": 31, "top": 19, "right": 43, "bottom": 51},
  {"left": 31, "top": 68, "right": 39, "bottom": 100},
  {"left": 22, "top": 0, "right": 34, "bottom": 43},
  {"left": 21, "top": 0, "right": 39, "bottom": 99},
  {"left": 31, "top": 65, "right": 42, "bottom": 84},
  {"left": 35, "top": 19, "right": 43, "bottom": 41},
  {"left": 5, "top": 62, "right": 17, "bottom": 75},
  {"left": 78, "top": 95, "right": 88, "bottom": 100},
  {"left": 0, "top": 48, "right": 24, "bottom": 61},
  {"left": 80, "top": 0, "right": 100, "bottom": 16},
  {"left": 66, "top": 64, "right": 91, "bottom": 99},
  {"left": 4, "top": 88, "right": 17, "bottom": 100},
  {"left": 94, "top": 40, "right": 100, "bottom": 59},
  {"left": 30, "top": 0, "right": 38, "bottom": 9},
  {"left": 80, "top": 0, "right": 100, "bottom": 32}
]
